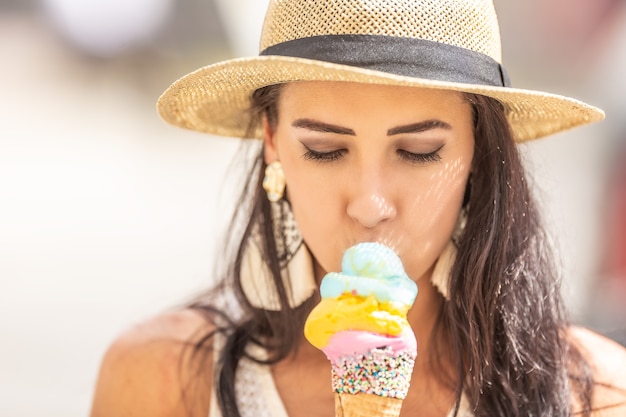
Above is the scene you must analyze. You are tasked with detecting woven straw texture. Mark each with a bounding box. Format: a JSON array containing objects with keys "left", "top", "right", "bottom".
[
  {"left": 335, "top": 393, "right": 403, "bottom": 417},
  {"left": 261, "top": 0, "right": 501, "bottom": 62},
  {"left": 157, "top": 0, "right": 604, "bottom": 143}
]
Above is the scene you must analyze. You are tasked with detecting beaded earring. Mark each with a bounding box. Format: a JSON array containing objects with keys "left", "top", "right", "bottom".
[{"left": 240, "top": 161, "right": 317, "bottom": 310}]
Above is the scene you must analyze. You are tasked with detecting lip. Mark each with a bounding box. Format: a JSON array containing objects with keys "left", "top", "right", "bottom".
[{"left": 345, "top": 237, "right": 400, "bottom": 253}]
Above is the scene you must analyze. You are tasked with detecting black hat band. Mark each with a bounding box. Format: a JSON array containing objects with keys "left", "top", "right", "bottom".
[{"left": 261, "top": 34, "right": 510, "bottom": 88}]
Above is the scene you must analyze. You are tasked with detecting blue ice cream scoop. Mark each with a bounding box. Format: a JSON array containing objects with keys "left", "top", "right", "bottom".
[{"left": 320, "top": 242, "right": 418, "bottom": 306}]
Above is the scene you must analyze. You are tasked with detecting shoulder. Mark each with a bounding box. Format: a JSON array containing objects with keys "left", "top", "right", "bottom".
[
  {"left": 568, "top": 326, "right": 626, "bottom": 416},
  {"left": 90, "top": 309, "right": 215, "bottom": 417}
]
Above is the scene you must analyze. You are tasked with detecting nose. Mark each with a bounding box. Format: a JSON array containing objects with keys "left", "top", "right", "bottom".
[{"left": 346, "top": 170, "right": 397, "bottom": 228}]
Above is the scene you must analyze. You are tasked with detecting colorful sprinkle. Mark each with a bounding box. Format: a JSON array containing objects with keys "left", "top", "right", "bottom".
[{"left": 330, "top": 347, "right": 416, "bottom": 399}]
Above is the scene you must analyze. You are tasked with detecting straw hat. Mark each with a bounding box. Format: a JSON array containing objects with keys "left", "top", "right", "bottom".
[{"left": 157, "top": 0, "right": 604, "bottom": 142}]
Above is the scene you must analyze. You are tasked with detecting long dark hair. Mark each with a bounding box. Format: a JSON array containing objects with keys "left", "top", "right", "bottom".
[{"left": 186, "top": 84, "right": 594, "bottom": 417}]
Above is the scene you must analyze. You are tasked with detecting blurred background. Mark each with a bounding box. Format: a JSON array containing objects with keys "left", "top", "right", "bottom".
[{"left": 0, "top": 0, "right": 625, "bottom": 415}]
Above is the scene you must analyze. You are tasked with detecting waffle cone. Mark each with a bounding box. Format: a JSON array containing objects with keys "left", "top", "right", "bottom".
[{"left": 334, "top": 392, "right": 403, "bottom": 417}]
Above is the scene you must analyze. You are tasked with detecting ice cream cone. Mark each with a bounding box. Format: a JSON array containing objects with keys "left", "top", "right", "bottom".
[
  {"left": 304, "top": 243, "right": 418, "bottom": 417},
  {"left": 335, "top": 393, "right": 403, "bottom": 417}
]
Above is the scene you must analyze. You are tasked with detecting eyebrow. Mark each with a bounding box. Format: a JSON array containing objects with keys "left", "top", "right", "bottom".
[
  {"left": 292, "top": 118, "right": 355, "bottom": 135},
  {"left": 387, "top": 120, "right": 452, "bottom": 135},
  {"left": 291, "top": 118, "right": 452, "bottom": 136}
]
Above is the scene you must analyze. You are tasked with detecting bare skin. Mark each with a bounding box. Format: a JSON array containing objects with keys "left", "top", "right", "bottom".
[
  {"left": 90, "top": 83, "right": 626, "bottom": 417},
  {"left": 90, "top": 309, "right": 213, "bottom": 417}
]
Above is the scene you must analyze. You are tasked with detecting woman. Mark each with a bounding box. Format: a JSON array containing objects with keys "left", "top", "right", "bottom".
[{"left": 90, "top": 0, "right": 626, "bottom": 416}]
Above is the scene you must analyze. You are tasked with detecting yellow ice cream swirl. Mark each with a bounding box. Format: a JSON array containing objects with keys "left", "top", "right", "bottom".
[{"left": 304, "top": 242, "right": 417, "bottom": 349}]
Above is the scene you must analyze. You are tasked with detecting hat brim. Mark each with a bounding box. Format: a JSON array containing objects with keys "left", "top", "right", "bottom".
[{"left": 156, "top": 55, "right": 604, "bottom": 142}]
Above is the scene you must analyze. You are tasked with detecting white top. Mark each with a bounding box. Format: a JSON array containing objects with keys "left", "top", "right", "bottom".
[
  {"left": 208, "top": 340, "right": 289, "bottom": 417},
  {"left": 208, "top": 334, "right": 473, "bottom": 417}
]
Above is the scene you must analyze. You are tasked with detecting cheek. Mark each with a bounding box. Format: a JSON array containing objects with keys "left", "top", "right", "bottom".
[
  {"left": 398, "top": 156, "right": 472, "bottom": 280},
  {"left": 406, "top": 178, "right": 465, "bottom": 247},
  {"left": 272, "top": 139, "right": 342, "bottom": 271},
  {"left": 411, "top": 157, "right": 469, "bottom": 230},
  {"left": 394, "top": 178, "right": 465, "bottom": 280},
  {"left": 272, "top": 157, "right": 355, "bottom": 276},
  {"left": 285, "top": 173, "right": 347, "bottom": 273}
]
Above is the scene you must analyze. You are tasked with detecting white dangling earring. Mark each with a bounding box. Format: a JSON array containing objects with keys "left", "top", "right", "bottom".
[
  {"left": 431, "top": 209, "right": 467, "bottom": 300},
  {"left": 240, "top": 161, "right": 317, "bottom": 310}
]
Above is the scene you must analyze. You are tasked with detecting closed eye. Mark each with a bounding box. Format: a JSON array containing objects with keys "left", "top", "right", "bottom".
[
  {"left": 397, "top": 145, "right": 443, "bottom": 163},
  {"left": 301, "top": 145, "right": 347, "bottom": 163}
]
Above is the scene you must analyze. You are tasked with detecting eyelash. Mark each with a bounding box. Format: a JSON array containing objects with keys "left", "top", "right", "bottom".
[
  {"left": 302, "top": 147, "right": 347, "bottom": 162},
  {"left": 302, "top": 145, "right": 443, "bottom": 164},
  {"left": 397, "top": 146, "right": 443, "bottom": 163}
]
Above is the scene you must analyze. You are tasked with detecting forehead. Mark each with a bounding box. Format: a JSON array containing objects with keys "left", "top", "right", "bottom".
[{"left": 278, "top": 81, "right": 470, "bottom": 123}]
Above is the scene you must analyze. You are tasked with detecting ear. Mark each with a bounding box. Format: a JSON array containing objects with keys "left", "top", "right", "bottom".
[{"left": 262, "top": 115, "right": 279, "bottom": 164}]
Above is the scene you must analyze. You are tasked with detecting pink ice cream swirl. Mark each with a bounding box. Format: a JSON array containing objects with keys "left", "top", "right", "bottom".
[{"left": 322, "top": 328, "right": 417, "bottom": 363}]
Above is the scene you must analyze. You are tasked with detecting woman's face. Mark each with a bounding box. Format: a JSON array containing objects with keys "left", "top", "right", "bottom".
[{"left": 264, "top": 82, "right": 474, "bottom": 283}]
